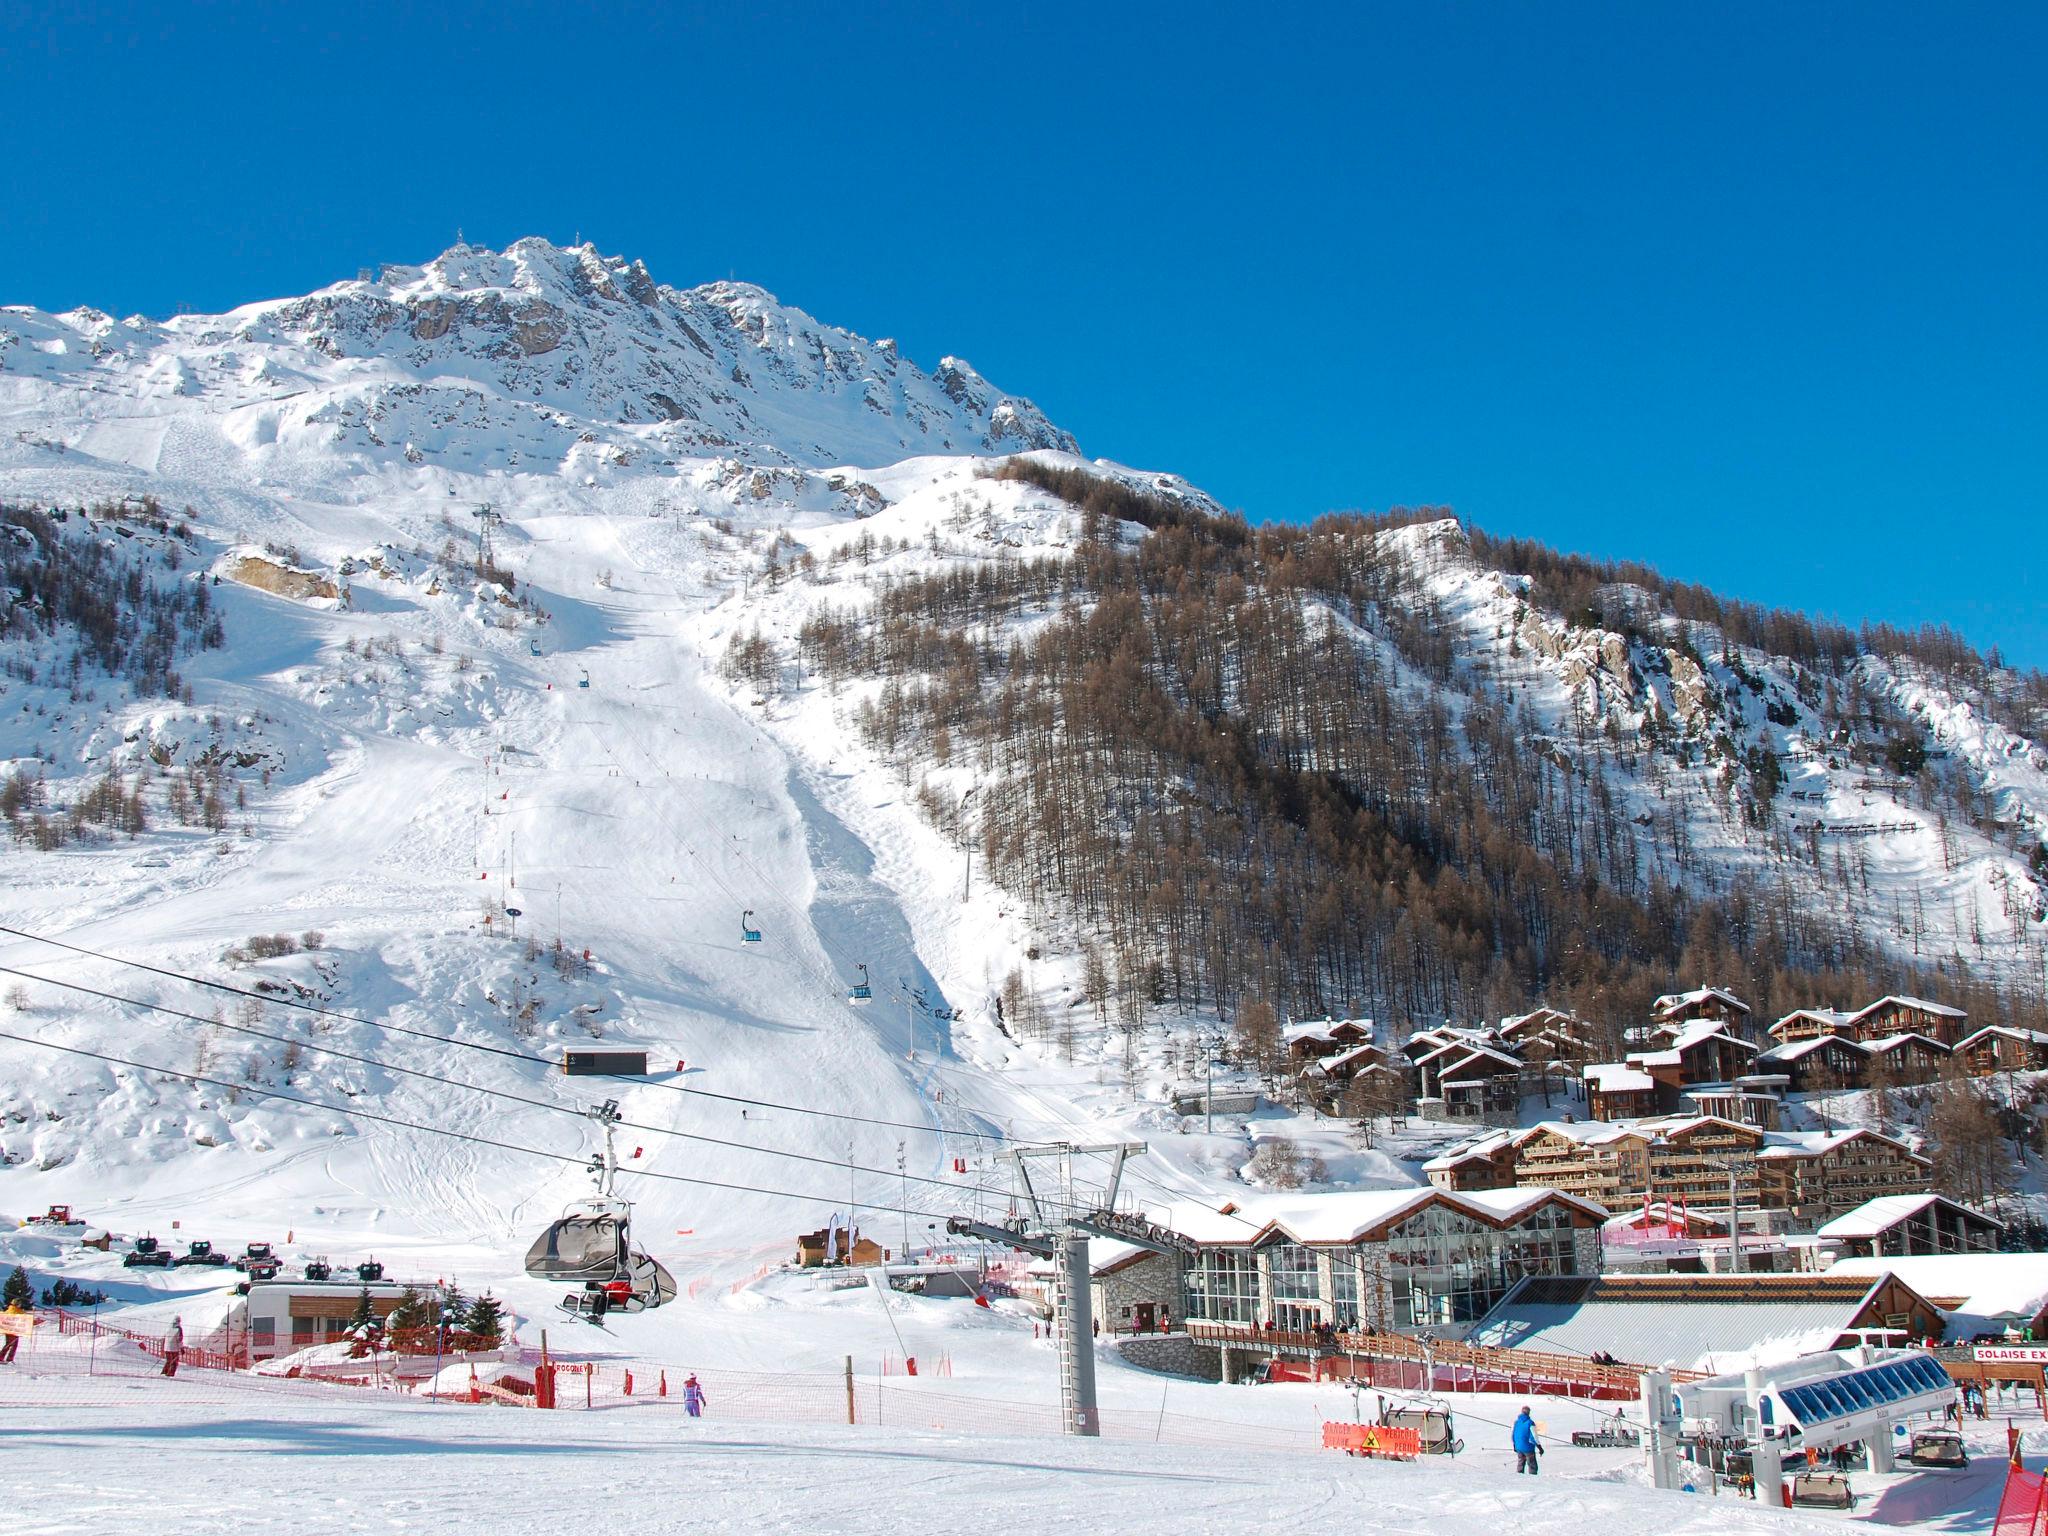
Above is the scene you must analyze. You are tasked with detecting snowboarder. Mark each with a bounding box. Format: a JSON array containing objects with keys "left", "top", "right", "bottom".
[
  {"left": 162, "top": 1316, "right": 184, "bottom": 1378},
  {"left": 1512, "top": 1405, "right": 1540, "bottom": 1474},
  {"left": 0, "top": 1297, "right": 27, "bottom": 1364},
  {"left": 683, "top": 1373, "right": 706, "bottom": 1418}
]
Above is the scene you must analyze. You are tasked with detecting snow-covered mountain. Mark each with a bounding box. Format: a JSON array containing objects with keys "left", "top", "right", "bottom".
[{"left": 0, "top": 237, "right": 2041, "bottom": 1346}]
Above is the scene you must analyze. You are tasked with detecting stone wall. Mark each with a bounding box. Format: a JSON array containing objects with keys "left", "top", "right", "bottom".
[{"left": 1112, "top": 1333, "right": 1222, "bottom": 1381}]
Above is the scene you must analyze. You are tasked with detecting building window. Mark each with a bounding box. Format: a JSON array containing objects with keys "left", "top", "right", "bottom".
[
  {"left": 1183, "top": 1248, "right": 1258, "bottom": 1325},
  {"left": 1268, "top": 1243, "right": 1320, "bottom": 1302}
]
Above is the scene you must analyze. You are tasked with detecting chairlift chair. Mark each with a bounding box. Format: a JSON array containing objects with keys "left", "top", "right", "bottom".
[
  {"left": 529, "top": 638, "right": 542, "bottom": 656},
  {"left": 1791, "top": 1471, "right": 1854, "bottom": 1510},
  {"left": 527, "top": 1103, "right": 678, "bottom": 1317},
  {"left": 1379, "top": 1400, "right": 1463, "bottom": 1455},
  {"left": 848, "top": 963, "right": 872, "bottom": 1004},
  {"left": 1907, "top": 1428, "right": 1968, "bottom": 1468},
  {"left": 303, "top": 1257, "right": 332, "bottom": 1281},
  {"left": 578, "top": 668, "right": 590, "bottom": 689},
  {"left": 740, "top": 910, "right": 762, "bottom": 944}
]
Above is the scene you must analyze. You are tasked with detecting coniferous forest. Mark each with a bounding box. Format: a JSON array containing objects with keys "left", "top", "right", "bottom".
[{"left": 759, "top": 460, "right": 2047, "bottom": 1057}]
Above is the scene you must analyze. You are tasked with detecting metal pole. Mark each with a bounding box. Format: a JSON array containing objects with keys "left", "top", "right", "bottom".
[
  {"left": 1059, "top": 1229, "right": 1100, "bottom": 1436},
  {"left": 1205, "top": 1050, "right": 1214, "bottom": 1135},
  {"left": 1728, "top": 1161, "right": 1745, "bottom": 1274}
]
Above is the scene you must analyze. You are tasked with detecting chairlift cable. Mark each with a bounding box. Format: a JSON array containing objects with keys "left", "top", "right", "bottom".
[
  {"left": 0, "top": 1026, "right": 1021, "bottom": 1225},
  {"left": 0, "top": 925, "right": 1037, "bottom": 1143},
  {"left": 0, "top": 963, "right": 1020, "bottom": 1199}
]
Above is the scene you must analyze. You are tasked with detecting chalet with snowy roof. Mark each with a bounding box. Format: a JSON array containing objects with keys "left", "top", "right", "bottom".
[
  {"left": 1863, "top": 1032, "right": 1953, "bottom": 1083},
  {"left": 1847, "top": 995, "right": 1968, "bottom": 1047},
  {"left": 1755, "top": 1127, "right": 1932, "bottom": 1222},
  {"left": 1958, "top": 1026, "right": 2048, "bottom": 1075},
  {"left": 1422, "top": 1128, "right": 1525, "bottom": 1192},
  {"left": 1298, "top": 1041, "right": 1403, "bottom": 1110},
  {"left": 1770, "top": 995, "right": 1969, "bottom": 1049},
  {"left": 1815, "top": 1194, "right": 2003, "bottom": 1260},
  {"left": 1583, "top": 1021, "right": 1763, "bottom": 1118},
  {"left": 1282, "top": 1017, "right": 1373, "bottom": 1067},
  {"left": 1828, "top": 1253, "right": 2048, "bottom": 1341},
  {"left": 1479, "top": 1114, "right": 1929, "bottom": 1227},
  {"left": 1767, "top": 1007, "right": 1861, "bottom": 1044},
  {"left": 1498, "top": 1007, "right": 1596, "bottom": 1065},
  {"left": 1583, "top": 1062, "right": 1660, "bottom": 1120},
  {"left": 1652, "top": 986, "right": 1755, "bottom": 1042},
  {"left": 1757, "top": 1033, "right": 1872, "bottom": 1092}
]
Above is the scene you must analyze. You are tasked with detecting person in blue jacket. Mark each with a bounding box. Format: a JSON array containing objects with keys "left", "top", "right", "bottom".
[
  {"left": 683, "top": 1373, "right": 707, "bottom": 1418},
  {"left": 1512, "top": 1405, "right": 1541, "bottom": 1474}
]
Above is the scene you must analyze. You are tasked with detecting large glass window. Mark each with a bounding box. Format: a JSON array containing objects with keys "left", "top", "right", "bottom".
[
  {"left": 1268, "top": 1243, "right": 1321, "bottom": 1302},
  {"left": 1380, "top": 1202, "right": 1581, "bottom": 1326},
  {"left": 1183, "top": 1248, "right": 1258, "bottom": 1325}
]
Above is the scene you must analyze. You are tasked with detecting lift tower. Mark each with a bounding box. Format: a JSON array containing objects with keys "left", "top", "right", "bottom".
[{"left": 949, "top": 1141, "right": 1190, "bottom": 1437}]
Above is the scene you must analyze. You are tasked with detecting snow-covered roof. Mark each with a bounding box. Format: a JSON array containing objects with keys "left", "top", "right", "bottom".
[
  {"left": 1283, "top": 1017, "right": 1372, "bottom": 1046},
  {"left": 1435, "top": 1043, "right": 1522, "bottom": 1076},
  {"left": 1847, "top": 995, "right": 1967, "bottom": 1024},
  {"left": 1757, "top": 1127, "right": 1924, "bottom": 1163},
  {"left": 1324, "top": 1042, "right": 1385, "bottom": 1069},
  {"left": 1653, "top": 987, "right": 1750, "bottom": 1018},
  {"left": 1770, "top": 1007, "right": 1855, "bottom": 1035},
  {"left": 1815, "top": 1194, "right": 2003, "bottom": 1240},
  {"left": 1757, "top": 1035, "right": 1869, "bottom": 1064},
  {"left": 1584, "top": 1063, "right": 1655, "bottom": 1092},
  {"left": 1958, "top": 1026, "right": 2048, "bottom": 1049},
  {"left": 1864, "top": 1032, "right": 1952, "bottom": 1056},
  {"left": 1827, "top": 1254, "right": 2048, "bottom": 1334},
  {"left": 1421, "top": 1129, "right": 1522, "bottom": 1172},
  {"left": 1149, "top": 1185, "right": 1605, "bottom": 1247}
]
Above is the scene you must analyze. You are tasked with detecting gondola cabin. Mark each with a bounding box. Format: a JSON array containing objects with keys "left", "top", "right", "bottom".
[{"left": 563, "top": 1049, "right": 649, "bottom": 1077}]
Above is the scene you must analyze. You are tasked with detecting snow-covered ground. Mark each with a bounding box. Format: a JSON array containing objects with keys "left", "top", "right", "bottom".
[{"left": 0, "top": 238, "right": 2040, "bottom": 1533}]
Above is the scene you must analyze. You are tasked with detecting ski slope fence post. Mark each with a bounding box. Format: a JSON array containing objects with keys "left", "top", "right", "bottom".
[{"left": 845, "top": 1356, "right": 855, "bottom": 1426}]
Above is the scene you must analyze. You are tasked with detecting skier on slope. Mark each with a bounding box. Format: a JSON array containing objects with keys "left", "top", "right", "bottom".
[
  {"left": 162, "top": 1316, "right": 185, "bottom": 1378},
  {"left": 683, "top": 1373, "right": 707, "bottom": 1418},
  {"left": 0, "top": 1296, "right": 28, "bottom": 1364},
  {"left": 1512, "top": 1405, "right": 1541, "bottom": 1474}
]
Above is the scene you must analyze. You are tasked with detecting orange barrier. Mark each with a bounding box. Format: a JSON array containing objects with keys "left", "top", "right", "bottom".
[{"left": 1322, "top": 1421, "right": 1423, "bottom": 1460}]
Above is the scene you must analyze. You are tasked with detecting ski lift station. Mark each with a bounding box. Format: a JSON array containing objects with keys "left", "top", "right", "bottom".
[{"left": 1652, "top": 1345, "right": 1959, "bottom": 1501}]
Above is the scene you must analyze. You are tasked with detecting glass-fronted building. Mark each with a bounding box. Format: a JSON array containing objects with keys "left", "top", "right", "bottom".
[{"left": 1175, "top": 1187, "right": 1604, "bottom": 1334}]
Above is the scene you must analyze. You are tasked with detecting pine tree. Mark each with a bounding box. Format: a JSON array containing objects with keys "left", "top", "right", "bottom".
[
  {"left": 465, "top": 1291, "right": 505, "bottom": 1346},
  {"left": 438, "top": 1284, "right": 468, "bottom": 1334},
  {"left": 385, "top": 1286, "right": 428, "bottom": 1337},
  {"left": 2, "top": 1266, "right": 31, "bottom": 1308},
  {"left": 347, "top": 1285, "right": 375, "bottom": 1333}
]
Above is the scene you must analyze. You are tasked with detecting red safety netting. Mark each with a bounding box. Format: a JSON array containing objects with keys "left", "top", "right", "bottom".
[
  {"left": 0, "top": 1309, "right": 1340, "bottom": 1459},
  {"left": 1996, "top": 1464, "right": 2048, "bottom": 1536}
]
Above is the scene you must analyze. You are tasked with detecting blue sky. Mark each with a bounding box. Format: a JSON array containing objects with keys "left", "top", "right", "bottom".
[{"left": 5, "top": 3, "right": 2043, "bottom": 664}]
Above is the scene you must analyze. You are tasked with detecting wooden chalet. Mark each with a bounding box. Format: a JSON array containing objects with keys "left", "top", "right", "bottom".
[
  {"left": 1757, "top": 1033, "right": 1871, "bottom": 1091},
  {"left": 1816, "top": 1193, "right": 2004, "bottom": 1259},
  {"left": 1283, "top": 1017, "right": 1374, "bottom": 1067},
  {"left": 1864, "top": 1032, "right": 1953, "bottom": 1085},
  {"left": 1958, "top": 1026, "right": 2048, "bottom": 1075},
  {"left": 795, "top": 1226, "right": 886, "bottom": 1268},
  {"left": 1652, "top": 986, "right": 1755, "bottom": 1042},
  {"left": 1844, "top": 996, "right": 1968, "bottom": 1047}
]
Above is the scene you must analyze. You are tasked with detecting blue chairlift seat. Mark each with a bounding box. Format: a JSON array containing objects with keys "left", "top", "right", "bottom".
[
  {"left": 740, "top": 910, "right": 762, "bottom": 944},
  {"left": 848, "top": 963, "right": 872, "bottom": 1004}
]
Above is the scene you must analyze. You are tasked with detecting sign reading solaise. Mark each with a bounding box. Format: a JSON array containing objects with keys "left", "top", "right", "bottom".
[{"left": 1976, "top": 1346, "right": 2048, "bottom": 1364}]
